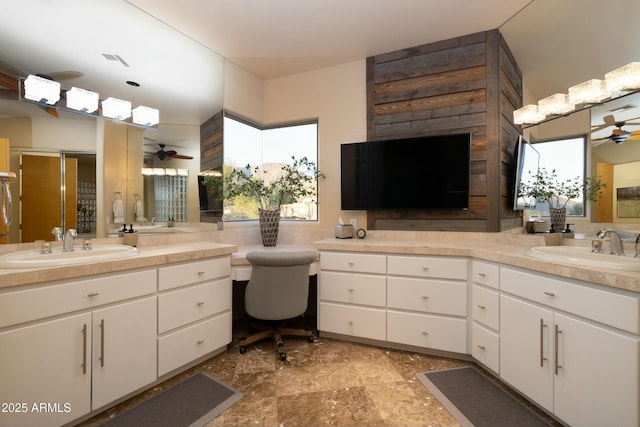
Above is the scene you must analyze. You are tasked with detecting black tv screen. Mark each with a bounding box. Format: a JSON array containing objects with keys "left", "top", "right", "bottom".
[
  {"left": 511, "top": 135, "right": 540, "bottom": 210},
  {"left": 341, "top": 134, "right": 471, "bottom": 210}
]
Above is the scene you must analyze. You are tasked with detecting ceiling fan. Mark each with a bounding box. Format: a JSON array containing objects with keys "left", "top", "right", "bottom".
[
  {"left": 147, "top": 144, "right": 194, "bottom": 161},
  {"left": 592, "top": 115, "right": 640, "bottom": 145}
]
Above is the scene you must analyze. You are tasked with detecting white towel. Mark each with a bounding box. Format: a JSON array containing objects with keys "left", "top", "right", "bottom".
[
  {"left": 113, "top": 199, "right": 124, "bottom": 223},
  {"left": 135, "top": 200, "right": 144, "bottom": 221}
]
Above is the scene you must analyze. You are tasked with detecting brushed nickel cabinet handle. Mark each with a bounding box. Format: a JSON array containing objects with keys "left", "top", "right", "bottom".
[
  {"left": 477, "top": 304, "right": 486, "bottom": 310},
  {"left": 197, "top": 340, "right": 205, "bottom": 345},
  {"left": 99, "top": 319, "right": 105, "bottom": 367},
  {"left": 477, "top": 345, "right": 486, "bottom": 350},
  {"left": 540, "top": 319, "right": 548, "bottom": 367},
  {"left": 197, "top": 271, "right": 205, "bottom": 276},
  {"left": 348, "top": 288, "right": 354, "bottom": 292},
  {"left": 477, "top": 272, "right": 486, "bottom": 277},
  {"left": 197, "top": 301, "right": 205, "bottom": 306},
  {"left": 421, "top": 296, "right": 429, "bottom": 300},
  {"left": 81, "top": 324, "right": 87, "bottom": 375},
  {"left": 421, "top": 331, "right": 429, "bottom": 335},
  {"left": 544, "top": 291, "right": 555, "bottom": 297},
  {"left": 87, "top": 292, "right": 99, "bottom": 297},
  {"left": 554, "top": 324, "right": 562, "bottom": 375},
  {"left": 422, "top": 267, "right": 430, "bottom": 271}
]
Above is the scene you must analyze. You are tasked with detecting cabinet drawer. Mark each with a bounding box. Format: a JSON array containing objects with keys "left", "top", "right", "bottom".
[
  {"left": 387, "top": 255, "right": 467, "bottom": 280},
  {"left": 501, "top": 267, "right": 640, "bottom": 334},
  {"left": 158, "top": 257, "right": 230, "bottom": 291},
  {"left": 158, "top": 312, "right": 231, "bottom": 377},
  {"left": 387, "top": 277, "right": 466, "bottom": 316},
  {"left": 319, "top": 302, "right": 386, "bottom": 341},
  {"left": 319, "top": 271, "right": 386, "bottom": 307},
  {"left": 471, "top": 261, "right": 499, "bottom": 289},
  {"left": 0, "top": 270, "right": 156, "bottom": 328},
  {"left": 471, "top": 323, "right": 499, "bottom": 374},
  {"left": 471, "top": 284, "right": 499, "bottom": 330},
  {"left": 158, "top": 278, "right": 231, "bottom": 333},
  {"left": 387, "top": 310, "right": 467, "bottom": 353},
  {"left": 320, "top": 251, "right": 387, "bottom": 274}
]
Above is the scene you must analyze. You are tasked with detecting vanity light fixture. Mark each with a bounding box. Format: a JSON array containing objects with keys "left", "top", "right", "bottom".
[
  {"left": 513, "top": 104, "right": 545, "bottom": 125},
  {"left": 132, "top": 106, "right": 159, "bottom": 126},
  {"left": 153, "top": 168, "right": 165, "bottom": 176},
  {"left": 605, "top": 62, "right": 640, "bottom": 92},
  {"left": 537, "top": 93, "right": 574, "bottom": 116},
  {"left": 142, "top": 167, "right": 189, "bottom": 176},
  {"left": 101, "top": 97, "right": 131, "bottom": 120},
  {"left": 141, "top": 167, "right": 154, "bottom": 176},
  {"left": 567, "top": 79, "right": 611, "bottom": 105},
  {"left": 23, "top": 74, "right": 61, "bottom": 105},
  {"left": 165, "top": 168, "right": 177, "bottom": 176},
  {"left": 177, "top": 169, "right": 188, "bottom": 176},
  {"left": 66, "top": 87, "right": 99, "bottom": 113}
]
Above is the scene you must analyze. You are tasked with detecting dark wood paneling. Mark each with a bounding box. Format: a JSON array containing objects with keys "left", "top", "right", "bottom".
[
  {"left": 200, "top": 110, "right": 224, "bottom": 171},
  {"left": 365, "top": 29, "right": 522, "bottom": 232}
]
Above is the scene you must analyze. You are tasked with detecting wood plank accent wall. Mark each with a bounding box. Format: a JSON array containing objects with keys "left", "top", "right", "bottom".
[
  {"left": 366, "top": 29, "right": 522, "bottom": 232},
  {"left": 200, "top": 109, "right": 224, "bottom": 172}
]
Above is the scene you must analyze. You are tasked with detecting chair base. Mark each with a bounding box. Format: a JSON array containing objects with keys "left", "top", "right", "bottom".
[{"left": 239, "top": 326, "right": 316, "bottom": 361}]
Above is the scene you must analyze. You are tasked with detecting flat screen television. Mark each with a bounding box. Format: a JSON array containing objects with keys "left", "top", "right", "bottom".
[
  {"left": 512, "top": 135, "right": 540, "bottom": 210},
  {"left": 341, "top": 133, "right": 471, "bottom": 210}
]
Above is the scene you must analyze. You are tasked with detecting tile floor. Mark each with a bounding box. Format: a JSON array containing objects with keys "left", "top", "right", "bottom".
[{"left": 79, "top": 336, "right": 556, "bottom": 427}]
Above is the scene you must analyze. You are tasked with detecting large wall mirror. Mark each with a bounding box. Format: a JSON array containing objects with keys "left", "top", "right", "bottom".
[
  {"left": 500, "top": 0, "right": 640, "bottom": 226},
  {"left": 0, "top": 0, "right": 224, "bottom": 243}
]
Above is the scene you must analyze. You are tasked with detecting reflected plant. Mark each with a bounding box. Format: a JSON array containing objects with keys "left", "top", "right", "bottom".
[{"left": 518, "top": 167, "right": 606, "bottom": 209}]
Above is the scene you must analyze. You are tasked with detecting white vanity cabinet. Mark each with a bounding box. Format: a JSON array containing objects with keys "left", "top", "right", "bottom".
[
  {"left": 469, "top": 260, "right": 500, "bottom": 373},
  {"left": 0, "top": 269, "right": 157, "bottom": 427},
  {"left": 386, "top": 255, "right": 467, "bottom": 353},
  {"left": 499, "top": 267, "right": 640, "bottom": 427},
  {"left": 157, "top": 257, "right": 232, "bottom": 377},
  {"left": 319, "top": 252, "right": 387, "bottom": 340}
]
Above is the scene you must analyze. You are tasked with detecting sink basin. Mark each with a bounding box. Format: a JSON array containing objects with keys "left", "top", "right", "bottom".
[
  {"left": 0, "top": 244, "right": 139, "bottom": 269},
  {"left": 524, "top": 246, "right": 640, "bottom": 271}
]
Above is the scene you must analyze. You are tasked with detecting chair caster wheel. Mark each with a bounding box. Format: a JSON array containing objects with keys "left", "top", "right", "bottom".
[
  {"left": 239, "top": 346, "right": 246, "bottom": 354},
  {"left": 279, "top": 352, "right": 287, "bottom": 361}
]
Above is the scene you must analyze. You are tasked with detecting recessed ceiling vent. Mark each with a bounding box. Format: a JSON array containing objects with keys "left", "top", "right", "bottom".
[{"left": 102, "top": 54, "right": 129, "bottom": 68}]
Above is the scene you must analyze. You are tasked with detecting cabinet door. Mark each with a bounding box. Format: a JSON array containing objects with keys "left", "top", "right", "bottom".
[
  {"left": 0, "top": 313, "right": 92, "bottom": 427},
  {"left": 554, "top": 313, "right": 639, "bottom": 427},
  {"left": 499, "top": 295, "right": 554, "bottom": 412},
  {"left": 91, "top": 296, "right": 157, "bottom": 409}
]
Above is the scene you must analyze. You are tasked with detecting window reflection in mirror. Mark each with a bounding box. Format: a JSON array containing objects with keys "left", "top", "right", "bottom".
[{"left": 223, "top": 115, "right": 319, "bottom": 221}]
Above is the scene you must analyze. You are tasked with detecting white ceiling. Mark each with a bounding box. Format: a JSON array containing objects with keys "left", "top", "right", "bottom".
[{"left": 0, "top": 0, "right": 638, "bottom": 149}]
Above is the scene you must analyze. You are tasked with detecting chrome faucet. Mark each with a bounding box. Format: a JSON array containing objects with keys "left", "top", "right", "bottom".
[
  {"left": 63, "top": 228, "right": 77, "bottom": 252},
  {"left": 52, "top": 227, "right": 63, "bottom": 241},
  {"left": 635, "top": 233, "right": 640, "bottom": 258},
  {"left": 596, "top": 229, "right": 625, "bottom": 255}
]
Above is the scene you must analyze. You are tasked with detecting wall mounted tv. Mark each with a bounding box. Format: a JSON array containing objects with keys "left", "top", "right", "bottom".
[
  {"left": 341, "top": 133, "right": 471, "bottom": 210},
  {"left": 511, "top": 135, "right": 540, "bottom": 210}
]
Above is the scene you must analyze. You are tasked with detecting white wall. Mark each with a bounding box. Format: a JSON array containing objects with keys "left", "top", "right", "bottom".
[{"left": 224, "top": 59, "right": 368, "bottom": 229}]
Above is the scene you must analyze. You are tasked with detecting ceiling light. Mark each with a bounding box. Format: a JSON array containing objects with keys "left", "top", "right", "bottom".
[
  {"left": 132, "top": 106, "right": 159, "bottom": 126},
  {"left": 66, "top": 87, "right": 99, "bottom": 113},
  {"left": 101, "top": 97, "right": 131, "bottom": 120},
  {"left": 605, "top": 62, "right": 640, "bottom": 92},
  {"left": 567, "top": 79, "right": 610, "bottom": 105},
  {"left": 24, "top": 74, "right": 61, "bottom": 105},
  {"left": 513, "top": 104, "right": 545, "bottom": 125},
  {"left": 537, "top": 93, "right": 574, "bottom": 116}
]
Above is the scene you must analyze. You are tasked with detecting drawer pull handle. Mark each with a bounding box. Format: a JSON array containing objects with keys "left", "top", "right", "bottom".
[
  {"left": 197, "top": 340, "right": 205, "bottom": 345},
  {"left": 421, "top": 296, "right": 429, "bottom": 300},
  {"left": 197, "top": 301, "right": 205, "bottom": 306},
  {"left": 99, "top": 319, "right": 105, "bottom": 367},
  {"left": 348, "top": 321, "right": 354, "bottom": 326},
  {"left": 540, "top": 319, "right": 548, "bottom": 367},
  {"left": 477, "top": 272, "right": 486, "bottom": 277},
  {"left": 477, "top": 304, "right": 486, "bottom": 310},
  {"left": 87, "top": 292, "right": 99, "bottom": 297},
  {"left": 347, "top": 288, "right": 354, "bottom": 293},
  {"left": 555, "top": 325, "right": 562, "bottom": 375},
  {"left": 421, "top": 331, "right": 429, "bottom": 335},
  {"left": 421, "top": 267, "right": 430, "bottom": 271},
  {"left": 197, "top": 271, "right": 205, "bottom": 275},
  {"left": 348, "top": 262, "right": 355, "bottom": 266},
  {"left": 81, "top": 324, "right": 87, "bottom": 375},
  {"left": 477, "top": 345, "right": 486, "bottom": 350},
  {"left": 544, "top": 291, "right": 555, "bottom": 297}
]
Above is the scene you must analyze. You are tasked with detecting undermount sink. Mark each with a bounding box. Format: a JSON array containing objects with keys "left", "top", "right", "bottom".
[
  {"left": 0, "top": 244, "right": 139, "bottom": 269},
  {"left": 524, "top": 246, "right": 640, "bottom": 271}
]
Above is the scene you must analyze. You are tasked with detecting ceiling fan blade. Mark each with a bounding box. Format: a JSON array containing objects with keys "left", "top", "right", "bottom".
[
  {"left": 0, "top": 71, "right": 19, "bottom": 93},
  {"left": 171, "top": 154, "right": 194, "bottom": 160}
]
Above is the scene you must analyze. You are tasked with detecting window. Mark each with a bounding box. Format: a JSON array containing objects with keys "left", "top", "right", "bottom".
[
  {"left": 153, "top": 174, "right": 189, "bottom": 222},
  {"left": 223, "top": 115, "right": 319, "bottom": 221},
  {"left": 530, "top": 136, "right": 586, "bottom": 216}
]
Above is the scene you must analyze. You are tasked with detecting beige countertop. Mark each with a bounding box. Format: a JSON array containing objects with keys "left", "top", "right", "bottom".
[
  {"left": 314, "top": 238, "right": 640, "bottom": 293},
  {"left": 0, "top": 241, "right": 237, "bottom": 290}
]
